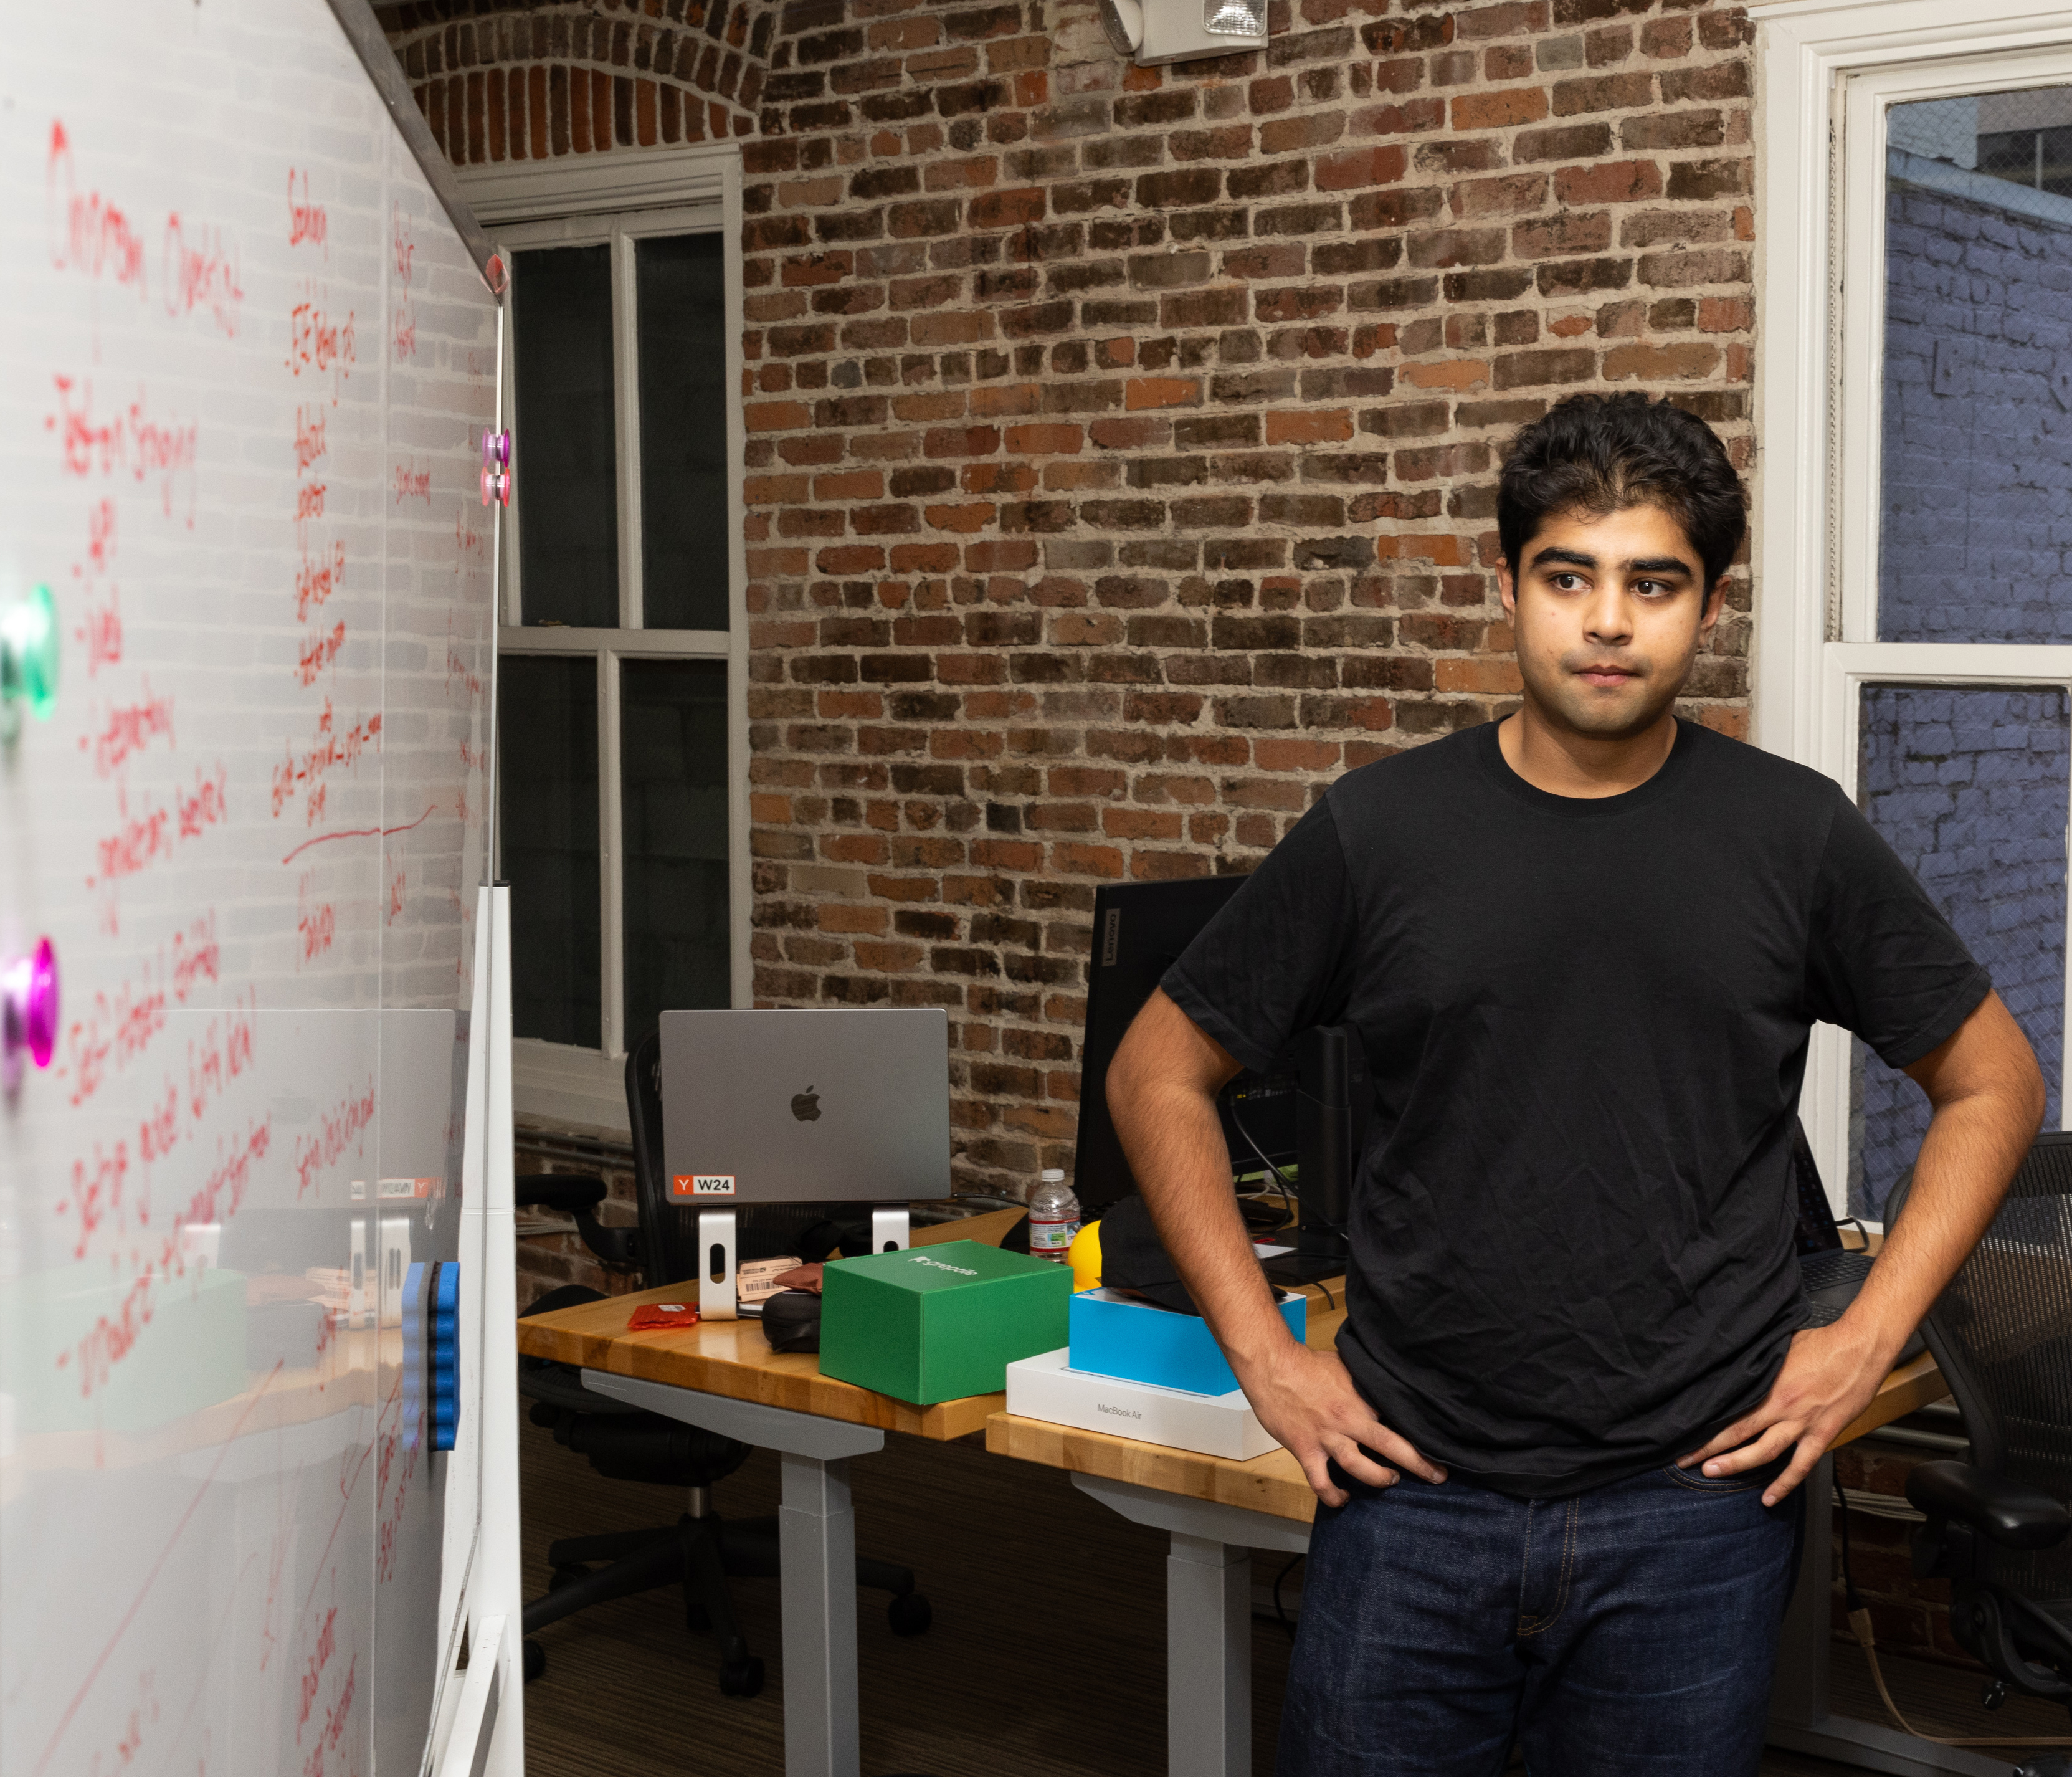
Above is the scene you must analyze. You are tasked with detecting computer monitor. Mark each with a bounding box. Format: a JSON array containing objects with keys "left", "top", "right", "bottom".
[
  {"left": 1072, "top": 875, "right": 1299, "bottom": 1216},
  {"left": 658, "top": 1007, "right": 952, "bottom": 1205},
  {"left": 658, "top": 1007, "right": 951, "bottom": 1317}
]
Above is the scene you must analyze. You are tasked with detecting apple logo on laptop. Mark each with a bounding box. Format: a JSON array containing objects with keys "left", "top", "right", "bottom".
[{"left": 791, "top": 1085, "right": 822, "bottom": 1123}]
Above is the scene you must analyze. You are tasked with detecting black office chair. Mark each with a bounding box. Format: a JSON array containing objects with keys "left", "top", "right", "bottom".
[
  {"left": 1891, "top": 1135, "right": 2072, "bottom": 1762},
  {"left": 514, "top": 1029, "right": 931, "bottom": 1694}
]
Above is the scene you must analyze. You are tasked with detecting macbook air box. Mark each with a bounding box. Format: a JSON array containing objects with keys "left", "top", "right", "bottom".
[{"left": 1005, "top": 1347, "right": 1285, "bottom": 1461}]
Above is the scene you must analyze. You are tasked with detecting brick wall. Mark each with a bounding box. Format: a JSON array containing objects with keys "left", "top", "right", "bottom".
[
  {"left": 378, "top": 0, "right": 1758, "bottom": 1201},
  {"left": 739, "top": 0, "right": 1757, "bottom": 1197},
  {"left": 377, "top": 0, "right": 769, "bottom": 156}
]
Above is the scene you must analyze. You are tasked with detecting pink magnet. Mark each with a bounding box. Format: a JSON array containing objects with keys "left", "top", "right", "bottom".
[{"left": 3, "top": 938, "right": 58, "bottom": 1072}]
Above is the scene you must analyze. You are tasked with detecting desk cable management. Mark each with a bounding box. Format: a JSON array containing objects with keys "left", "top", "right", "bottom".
[{"left": 1226, "top": 1099, "right": 1337, "bottom": 1312}]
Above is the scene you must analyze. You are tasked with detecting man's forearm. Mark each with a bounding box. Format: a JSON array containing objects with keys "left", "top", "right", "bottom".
[
  {"left": 1104, "top": 989, "right": 1438, "bottom": 1502},
  {"left": 1846, "top": 1085, "right": 2040, "bottom": 1360},
  {"left": 1117, "top": 1075, "right": 1296, "bottom": 1366},
  {"left": 1844, "top": 993, "right": 2044, "bottom": 1362},
  {"left": 1105, "top": 990, "right": 1297, "bottom": 1368}
]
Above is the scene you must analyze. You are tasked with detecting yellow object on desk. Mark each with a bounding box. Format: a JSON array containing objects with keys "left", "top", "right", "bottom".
[{"left": 1067, "top": 1219, "right": 1103, "bottom": 1292}]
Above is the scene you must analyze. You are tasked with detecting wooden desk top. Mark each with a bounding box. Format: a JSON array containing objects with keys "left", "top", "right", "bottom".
[
  {"left": 515, "top": 1206, "right": 1037, "bottom": 1441},
  {"left": 515, "top": 1211, "right": 1349, "bottom": 1447},
  {"left": 983, "top": 1343, "right": 1950, "bottom": 1528},
  {"left": 519, "top": 1280, "right": 1007, "bottom": 1441}
]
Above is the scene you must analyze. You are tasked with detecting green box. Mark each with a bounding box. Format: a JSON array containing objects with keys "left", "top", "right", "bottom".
[{"left": 819, "top": 1239, "right": 1073, "bottom": 1404}]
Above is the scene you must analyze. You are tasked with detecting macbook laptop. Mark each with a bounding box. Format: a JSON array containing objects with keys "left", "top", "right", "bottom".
[
  {"left": 1790, "top": 1120, "right": 1925, "bottom": 1363},
  {"left": 658, "top": 1008, "right": 951, "bottom": 1206}
]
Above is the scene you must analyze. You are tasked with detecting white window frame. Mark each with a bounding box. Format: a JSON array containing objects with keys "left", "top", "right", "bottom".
[
  {"left": 1754, "top": 0, "right": 2072, "bottom": 1209},
  {"left": 455, "top": 146, "right": 749, "bottom": 1136}
]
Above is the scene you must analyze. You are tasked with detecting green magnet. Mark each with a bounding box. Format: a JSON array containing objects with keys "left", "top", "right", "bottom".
[{"left": 1, "top": 584, "right": 59, "bottom": 722}]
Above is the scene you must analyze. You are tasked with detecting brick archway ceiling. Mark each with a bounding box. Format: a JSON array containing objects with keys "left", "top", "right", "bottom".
[{"left": 376, "top": 1, "right": 771, "bottom": 163}]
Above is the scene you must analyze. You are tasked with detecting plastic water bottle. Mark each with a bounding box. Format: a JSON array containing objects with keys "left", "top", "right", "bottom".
[{"left": 1029, "top": 1167, "right": 1080, "bottom": 1264}]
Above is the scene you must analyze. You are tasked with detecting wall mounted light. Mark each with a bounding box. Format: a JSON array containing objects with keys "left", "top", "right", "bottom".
[{"left": 1099, "top": 0, "right": 1266, "bottom": 64}]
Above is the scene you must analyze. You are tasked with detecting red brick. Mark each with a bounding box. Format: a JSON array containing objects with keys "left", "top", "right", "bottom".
[
  {"left": 1553, "top": 158, "right": 1664, "bottom": 205},
  {"left": 1125, "top": 377, "right": 1201, "bottom": 411},
  {"left": 1265, "top": 408, "right": 1354, "bottom": 444},
  {"left": 1451, "top": 88, "right": 1548, "bottom": 131}
]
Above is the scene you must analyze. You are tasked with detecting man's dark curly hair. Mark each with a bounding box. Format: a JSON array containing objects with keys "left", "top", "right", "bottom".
[{"left": 1497, "top": 393, "right": 1747, "bottom": 593}]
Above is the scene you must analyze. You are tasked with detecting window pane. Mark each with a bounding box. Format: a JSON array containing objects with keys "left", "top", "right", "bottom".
[
  {"left": 1879, "top": 90, "right": 2072, "bottom": 642},
  {"left": 501, "top": 655, "right": 601, "bottom": 1048},
  {"left": 513, "top": 244, "right": 619, "bottom": 629},
  {"left": 621, "top": 659, "right": 730, "bottom": 1049},
  {"left": 635, "top": 234, "right": 730, "bottom": 632},
  {"left": 1850, "top": 684, "right": 2068, "bottom": 1217}
]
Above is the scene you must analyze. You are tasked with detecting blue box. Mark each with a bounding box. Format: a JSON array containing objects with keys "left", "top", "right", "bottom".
[{"left": 1067, "top": 1287, "right": 1306, "bottom": 1397}]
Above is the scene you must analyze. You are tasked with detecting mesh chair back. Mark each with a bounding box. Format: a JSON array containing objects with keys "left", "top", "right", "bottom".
[
  {"left": 625, "top": 1029, "right": 692, "bottom": 1283},
  {"left": 623, "top": 1026, "right": 877, "bottom": 1286},
  {"left": 1893, "top": 1132, "right": 2072, "bottom": 1601}
]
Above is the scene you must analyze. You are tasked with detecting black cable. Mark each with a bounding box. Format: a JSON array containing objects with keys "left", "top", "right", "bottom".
[
  {"left": 1273, "top": 1555, "right": 1304, "bottom": 1641},
  {"left": 1227, "top": 1098, "right": 1299, "bottom": 1227},
  {"left": 1228, "top": 1102, "right": 1339, "bottom": 1310},
  {"left": 1836, "top": 1477, "right": 1868, "bottom": 1613}
]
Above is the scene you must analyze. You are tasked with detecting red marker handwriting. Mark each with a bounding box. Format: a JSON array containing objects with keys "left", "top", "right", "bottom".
[
  {"left": 164, "top": 214, "right": 242, "bottom": 337},
  {"left": 298, "top": 873, "right": 335, "bottom": 967},
  {"left": 295, "top": 541, "right": 345, "bottom": 622},
  {"left": 78, "top": 588, "right": 122, "bottom": 677},
  {"left": 185, "top": 991, "right": 256, "bottom": 1128},
  {"left": 286, "top": 298, "right": 354, "bottom": 384},
  {"left": 295, "top": 1608, "right": 336, "bottom": 1740},
  {"left": 47, "top": 377, "right": 199, "bottom": 522},
  {"left": 289, "top": 170, "right": 327, "bottom": 252},
  {"left": 445, "top": 622, "right": 483, "bottom": 700},
  {"left": 270, "top": 700, "right": 380, "bottom": 825},
  {"left": 60, "top": 1140, "right": 131, "bottom": 1259},
  {"left": 46, "top": 121, "right": 146, "bottom": 295},
  {"left": 85, "top": 680, "right": 174, "bottom": 776},
  {"left": 87, "top": 762, "right": 228, "bottom": 889},
  {"left": 294, "top": 1081, "right": 376, "bottom": 1199},
  {"left": 296, "top": 622, "right": 345, "bottom": 688},
  {"left": 295, "top": 407, "right": 328, "bottom": 473}
]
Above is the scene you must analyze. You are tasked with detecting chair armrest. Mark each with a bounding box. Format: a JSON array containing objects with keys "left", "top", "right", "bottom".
[
  {"left": 513, "top": 1174, "right": 639, "bottom": 1267},
  {"left": 1906, "top": 1459, "right": 2072, "bottom": 1551}
]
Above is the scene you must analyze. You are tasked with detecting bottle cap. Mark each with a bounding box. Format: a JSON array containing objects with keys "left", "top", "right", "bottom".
[{"left": 1040, "top": 1168, "right": 1065, "bottom": 1183}]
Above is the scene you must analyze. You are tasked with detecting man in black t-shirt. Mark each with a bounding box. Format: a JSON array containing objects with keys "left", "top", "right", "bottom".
[{"left": 1106, "top": 394, "right": 2045, "bottom": 1776}]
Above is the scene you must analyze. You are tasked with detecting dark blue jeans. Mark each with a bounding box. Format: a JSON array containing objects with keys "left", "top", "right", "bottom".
[{"left": 1278, "top": 1458, "right": 1802, "bottom": 1777}]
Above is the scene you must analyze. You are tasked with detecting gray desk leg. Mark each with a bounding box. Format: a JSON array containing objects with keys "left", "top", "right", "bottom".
[
  {"left": 579, "top": 1371, "right": 885, "bottom": 1777},
  {"left": 1169, "top": 1533, "right": 1252, "bottom": 1777},
  {"left": 1765, "top": 1455, "right": 2005, "bottom": 1777},
  {"left": 781, "top": 1451, "right": 862, "bottom": 1777},
  {"left": 1072, "top": 1473, "right": 1311, "bottom": 1777}
]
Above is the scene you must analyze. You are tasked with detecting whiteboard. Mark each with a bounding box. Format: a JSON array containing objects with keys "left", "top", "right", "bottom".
[{"left": 0, "top": 4, "right": 503, "bottom": 1775}]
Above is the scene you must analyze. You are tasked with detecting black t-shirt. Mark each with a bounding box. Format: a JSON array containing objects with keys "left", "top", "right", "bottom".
[{"left": 1162, "top": 718, "right": 1989, "bottom": 1498}]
